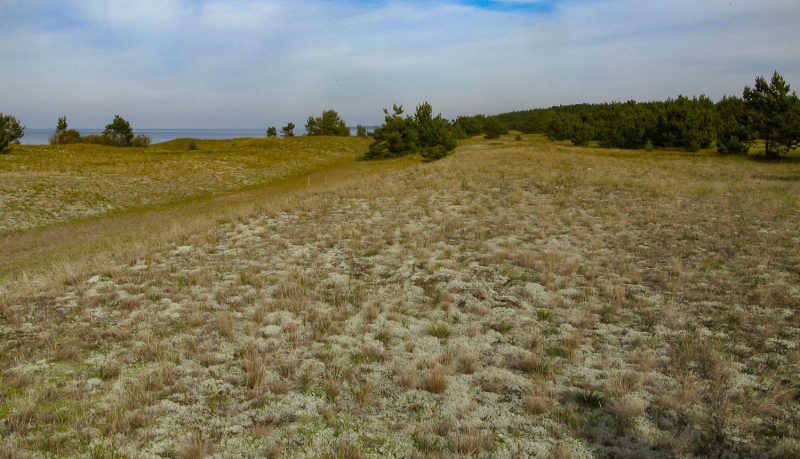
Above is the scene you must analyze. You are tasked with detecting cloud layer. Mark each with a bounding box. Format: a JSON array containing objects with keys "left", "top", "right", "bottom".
[{"left": 2, "top": 0, "right": 799, "bottom": 129}]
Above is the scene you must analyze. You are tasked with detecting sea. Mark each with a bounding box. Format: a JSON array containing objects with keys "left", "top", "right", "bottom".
[{"left": 19, "top": 127, "right": 372, "bottom": 145}]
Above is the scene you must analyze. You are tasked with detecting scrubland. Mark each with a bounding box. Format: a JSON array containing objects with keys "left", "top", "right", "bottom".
[{"left": 1, "top": 136, "right": 799, "bottom": 458}]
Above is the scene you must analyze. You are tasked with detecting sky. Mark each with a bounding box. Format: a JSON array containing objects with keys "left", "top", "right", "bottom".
[{"left": 2, "top": 0, "right": 800, "bottom": 129}]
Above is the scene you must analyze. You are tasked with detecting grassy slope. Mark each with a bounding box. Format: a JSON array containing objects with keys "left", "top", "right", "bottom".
[
  {"left": 0, "top": 136, "right": 404, "bottom": 279},
  {"left": 1, "top": 136, "right": 799, "bottom": 458}
]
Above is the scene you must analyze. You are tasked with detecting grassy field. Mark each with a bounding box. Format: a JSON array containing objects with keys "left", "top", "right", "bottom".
[{"left": 1, "top": 136, "right": 799, "bottom": 458}]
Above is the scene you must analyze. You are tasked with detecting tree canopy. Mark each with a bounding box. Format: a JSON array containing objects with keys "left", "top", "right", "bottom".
[
  {"left": 104, "top": 115, "right": 134, "bottom": 147},
  {"left": 0, "top": 113, "right": 25, "bottom": 153},
  {"left": 281, "top": 122, "right": 295, "bottom": 137},
  {"left": 49, "top": 116, "right": 82, "bottom": 145},
  {"left": 363, "top": 102, "right": 457, "bottom": 161},
  {"left": 744, "top": 71, "right": 800, "bottom": 157},
  {"left": 305, "top": 110, "right": 350, "bottom": 136}
]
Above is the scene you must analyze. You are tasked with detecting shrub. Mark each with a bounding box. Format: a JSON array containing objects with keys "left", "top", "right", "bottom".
[
  {"left": 82, "top": 134, "right": 112, "bottom": 145},
  {"left": 49, "top": 116, "right": 81, "bottom": 145},
  {"left": 187, "top": 140, "right": 199, "bottom": 150},
  {"left": 131, "top": 134, "right": 151, "bottom": 148},
  {"left": 281, "top": 122, "right": 295, "bottom": 137},
  {"left": 356, "top": 125, "right": 369, "bottom": 137},
  {"left": 266, "top": 127, "right": 277, "bottom": 138}
]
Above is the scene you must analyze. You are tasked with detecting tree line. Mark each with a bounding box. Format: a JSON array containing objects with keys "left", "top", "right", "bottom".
[
  {"left": 3, "top": 72, "right": 797, "bottom": 158},
  {"left": 49, "top": 115, "right": 152, "bottom": 147},
  {"left": 490, "top": 71, "right": 800, "bottom": 157}
]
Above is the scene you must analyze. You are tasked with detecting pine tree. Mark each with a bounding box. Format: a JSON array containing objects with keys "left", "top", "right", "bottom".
[
  {"left": 744, "top": 71, "right": 800, "bottom": 157},
  {"left": 0, "top": 113, "right": 25, "bottom": 154},
  {"left": 103, "top": 115, "right": 134, "bottom": 147}
]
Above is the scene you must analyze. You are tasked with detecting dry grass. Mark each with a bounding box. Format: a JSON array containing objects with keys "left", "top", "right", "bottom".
[{"left": 1, "top": 134, "right": 799, "bottom": 457}]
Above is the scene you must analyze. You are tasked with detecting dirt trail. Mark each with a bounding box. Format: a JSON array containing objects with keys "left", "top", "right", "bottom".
[{"left": 0, "top": 155, "right": 417, "bottom": 281}]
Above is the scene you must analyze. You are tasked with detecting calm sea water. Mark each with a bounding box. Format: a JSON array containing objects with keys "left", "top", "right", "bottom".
[{"left": 17, "top": 128, "right": 374, "bottom": 145}]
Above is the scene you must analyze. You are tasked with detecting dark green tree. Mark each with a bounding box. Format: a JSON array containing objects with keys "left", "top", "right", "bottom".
[
  {"left": 454, "top": 115, "right": 485, "bottom": 137},
  {"left": 356, "top": 125, "right": 369, "bottom": 137},
  {"left": 364, "top": 105, "right": 418, "bottom": 159},
  {"left": 305, "top": 109, "right": 349, "bottom": 136},
  {"left": 103, "top": 115, "right": 134, "bottom": 146},
  {"left": 281, "top": 122, "right": 295, "bottom": 137},
  {"left": 0, "top": 113, "right": 25, "bottom": 154},
  {"left": 364, "top": 103, "right": 458, "bottom": 161},
  {"left": 596, "top": 101, "right": 652, "bottom": 149},
  {"left": 546, "top": 113, "right": 576, "bottom": 141},
  {"left": 483, "top": 118, "right": 508, "bottom": 139},
  {"left": 571, "top": 120, "right": 594, "bottom": 146},
  {"left": 267, "top": 127, "right": 277, "bottom": 138},
  {"left": 653, "top": 95, "right": 716, "bottom": 151},
  {"left": 715, "top": 95, "right": 753, "bottom": 155},
  {"left": 744, "top": 71, "right": 800, "bottom": 157},
  {"left": 414, "top": 102, "right": 458, "bottom": 161},
  {"left": 49, "top": 116, "right": 82, "bottom": 145}
]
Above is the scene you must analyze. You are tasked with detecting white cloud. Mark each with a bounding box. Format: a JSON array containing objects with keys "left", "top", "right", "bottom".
[{"left": 1, "top": 0, "right": 799, "bottom": 128}]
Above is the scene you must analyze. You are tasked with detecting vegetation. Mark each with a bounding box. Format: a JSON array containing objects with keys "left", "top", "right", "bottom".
[
  {"left": 744, "top": 71, "right": 800, "bottom": 157},
  {"left": 281, "top": 122, "right": 295, "bottom": 137},
  {"left": 2, "top": 135, "right": 799, "bottom": 457},
  {"left": 482, "top": 117, "right": 509, "bottom": 139},
  {"left": 716, "top": 95, "right": 753, "bottom": 155},
  {"left": 356, "top": 124, "right": 369, "bottom": 137},
  {"left": 48, "top": 116, "right": 82, "bottom": 145},
  {"left": 492, "top": 71, "right": 800, "bottom": 156},
  {"left": 104, "top": 114, "right": 135, "bottom": 146},
  {"left": 363, "top": 102, "right": 457, "bottom": 161},
  {"left": 305, "top": 109, "right": 350, "bottom": 136},
  {"left": 266, "top": 126, "right": 277, "bottom": 138},
  {"left": 0, "top": 112, "right": 25, "bottom": 154}
]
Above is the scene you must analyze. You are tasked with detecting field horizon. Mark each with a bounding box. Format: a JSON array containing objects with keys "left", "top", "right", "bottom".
[{"left": 1, "top": 135, "right": 799, "bottom": 458}]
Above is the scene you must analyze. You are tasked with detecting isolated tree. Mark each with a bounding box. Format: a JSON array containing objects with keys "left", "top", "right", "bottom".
[
  {"left": 103, "top": 115, "right": 134, "bottom": 146},
  {"left": 716, "top": 95, "right": 753, "bottom": 155},
  {"left": 305, "top": 109, "right": 349, "bottom": 136},
  {"left": 266, "top": 126, "right": 278, "bottom": 138},
  {"left": 744, "top": 71, "right": 800, "bottom": 157},
  {"left": 356, "top": 125, "right": 369, "bottom": 137},
  {"left": 281, "top": 122, "right": 295, "bottom": 137},
  {"left": 0, "top": 113, "right": 25, "bottom": 154},
  {"left": 49, "top": 116, "right": 81, "bottom": 145}
]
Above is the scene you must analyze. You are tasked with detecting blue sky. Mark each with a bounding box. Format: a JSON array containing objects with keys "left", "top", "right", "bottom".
[{"left": 2, "top": 0, "right": 799, "bottom": 129}]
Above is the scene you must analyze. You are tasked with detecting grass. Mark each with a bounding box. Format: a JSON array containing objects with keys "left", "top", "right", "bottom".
[{"left": 1, "top": 134, "right": 799, "bottom": 457}]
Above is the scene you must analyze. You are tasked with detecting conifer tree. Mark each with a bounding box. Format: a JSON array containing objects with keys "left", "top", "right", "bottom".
[{"left": 744, "top": 71, "right": 800, "bottom": 157}]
